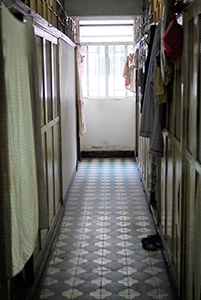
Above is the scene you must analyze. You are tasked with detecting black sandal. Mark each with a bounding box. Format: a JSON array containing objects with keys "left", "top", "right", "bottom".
[{"left": 141, "top": 234, "right": 163, "bottom": 250}]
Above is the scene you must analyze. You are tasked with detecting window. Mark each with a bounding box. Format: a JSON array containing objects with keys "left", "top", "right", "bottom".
[{"left": 79, "top": 19, "right": 134, "bottom": 98}]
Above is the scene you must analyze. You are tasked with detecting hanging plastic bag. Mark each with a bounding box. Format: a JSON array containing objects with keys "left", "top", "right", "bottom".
[{"left": 163, "top": 13, "right": 183, "bottom": 59}]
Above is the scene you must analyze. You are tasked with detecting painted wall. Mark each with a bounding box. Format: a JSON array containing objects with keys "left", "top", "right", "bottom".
[
  {"left": 81, "top": 98, "right": 136, "bottom": 152},
  {"left": 64, "top": 0, "right": 142, "bottom": 17},
  {"left": 59, "top": 39, "right": 77, "bottom": 196}
]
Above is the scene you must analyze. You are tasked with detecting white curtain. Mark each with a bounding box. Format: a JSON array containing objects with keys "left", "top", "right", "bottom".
[
  {"left": 0, "top": 4, "right": 39, "bottom": 279},
  {"left": 76, "top": 46, "right": 86, "bottom": 137}
]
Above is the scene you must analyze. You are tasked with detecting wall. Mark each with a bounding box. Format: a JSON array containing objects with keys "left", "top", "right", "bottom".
[
  {"left": 64, "top": 0, "right": 142, "bottom": 16},
  {"left": 59, "top": 39, "right": 77, "bottom": 196},
  {"left": 137, "top": 1, "right": 201, "bottom": 300},
  {"left": 33, "top": 29, "right": 78, "bottom": 295},
  {"left": 0, "top": 6, "right": 78, "bottom": 298},
  {"left": 81, "top": 98, "right": 136, "bottom": 152}
]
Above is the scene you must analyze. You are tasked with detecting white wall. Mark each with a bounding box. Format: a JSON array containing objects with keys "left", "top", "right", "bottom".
[
  {"left": 81, "top": 98, "right": 136, "bottom": 152},
  {"left": 59, "top": 39, "right": 77, "bottom": 196}
]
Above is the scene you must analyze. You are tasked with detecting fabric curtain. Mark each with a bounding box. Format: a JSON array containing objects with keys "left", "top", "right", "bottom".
[
  {"left": 0, "top": 4, "right": 42, "bottom": 279},
  {"left": 76, "top": 46, "right": 86, "bottom": 137}
]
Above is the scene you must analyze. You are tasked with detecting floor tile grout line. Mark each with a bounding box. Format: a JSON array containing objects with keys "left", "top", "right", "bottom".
[
  {"left": 122, "top": 160, "right": 150, "bottom": 299},
  {"left": 70, "top": 167, "right": 97, "bottom": 299},
  {"left": 100, "top": 164, "right": 112, "bottom": 297},
  {"left": 133, "top": 164, "right": 163, "bottom": 300},
  {"left": 147, "top": 251, "right": 162, "bottom": 300},
  {"left": 118, "top": 165, "right": 134, "bottom": 300},
  {"left": 83, "top": 161, "right": 103, "bottom": 299},
  {"left": 91, "top": 162, "right": 103, "bottom": 296}
]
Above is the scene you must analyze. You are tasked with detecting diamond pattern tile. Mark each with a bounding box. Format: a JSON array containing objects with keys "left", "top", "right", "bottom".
[{"left": 34, "top": 158, "right": 177, "bottom": 300}]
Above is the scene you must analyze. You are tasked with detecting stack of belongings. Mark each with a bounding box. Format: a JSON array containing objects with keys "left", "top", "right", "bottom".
[{"left": 141, "top": 234, "right": 163, "bottom": 251}]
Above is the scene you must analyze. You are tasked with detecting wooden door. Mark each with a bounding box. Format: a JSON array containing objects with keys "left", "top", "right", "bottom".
[{"left": 35, "top": 27, "right": 62, "bottom": 241}]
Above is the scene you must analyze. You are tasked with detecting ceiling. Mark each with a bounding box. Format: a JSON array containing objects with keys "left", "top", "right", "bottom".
[{"left": 64, "top": 0, "right": 143, "bottom": 17}]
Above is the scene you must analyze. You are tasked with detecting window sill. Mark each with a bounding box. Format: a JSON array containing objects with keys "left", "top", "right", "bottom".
[{"left": 83, "top": 96, "right": 134, "bottom": 100}]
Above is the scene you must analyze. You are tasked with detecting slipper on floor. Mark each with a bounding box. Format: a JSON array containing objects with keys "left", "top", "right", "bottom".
[
  {"left": 141, "top": 239, "right": 157, "bottom": 251},
  {"left": 141, "top": 234, "right": 163, "bottom": 250}
]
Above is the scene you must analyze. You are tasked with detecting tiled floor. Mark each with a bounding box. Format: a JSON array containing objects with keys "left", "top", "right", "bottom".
[{"left": 34, "top": 158, "right": 177, "bottom": 300}]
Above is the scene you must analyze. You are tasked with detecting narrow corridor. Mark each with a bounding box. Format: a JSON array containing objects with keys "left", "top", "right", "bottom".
[{"left": 34, "top": 158, "right": 177, "bottom": 300}]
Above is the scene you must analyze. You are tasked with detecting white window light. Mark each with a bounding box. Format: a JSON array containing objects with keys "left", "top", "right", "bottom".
[{"left": 80, "top": 19, "right": 134, "bottom": 98}]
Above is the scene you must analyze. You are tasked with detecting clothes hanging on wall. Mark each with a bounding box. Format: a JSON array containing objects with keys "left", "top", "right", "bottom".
[
  {"left": 76, "top": 46, "right": 86, "bottom": 137},
  {"left": 155, "top": 66, "right": 167, "bottom": 104},
  {"left": 123, "top": 56, "right": 131, "bottom": 90},
  {"left": 123, "top": 50, "right": 138, "bottom": 93},
  {"left": 147, "top": 154, "right": 158, "bottom": 192},
  {"left": 140, "top": 22, "right": 164, "bottom": 157},
  {"left": 0, "top": 4, "right": 46, "bottom": 279},
  {"left": 160, "top": 0, "right": 175, "bottom": 86},
  {"left": 140, "top": 24, "right": 156, "bottom": 112},
  {"left": 136, "top": 38, "right": 147, "bottom": 92}
]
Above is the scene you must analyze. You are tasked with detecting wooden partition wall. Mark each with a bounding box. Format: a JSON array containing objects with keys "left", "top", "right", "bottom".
[
  {"left": 138, "top": 1, "right": 201, "bottom": 299},
  {"left": 26, "top": 0, "right": 76, "bottom": 41},
  {"left": 33, "top": 26, "right": 63, "bottom": 273},
  {"left": 32, "top": 24, "right": 77, "bottom": 276}
]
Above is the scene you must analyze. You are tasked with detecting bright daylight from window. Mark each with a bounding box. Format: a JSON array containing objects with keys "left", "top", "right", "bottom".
[{"left": 79, "top": 19, "right": 134, "bottom": 98}]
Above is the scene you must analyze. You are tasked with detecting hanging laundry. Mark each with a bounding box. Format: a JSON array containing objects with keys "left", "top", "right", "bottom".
[
  {"left": 130, "top": 50, "right": 138, "bottom": 93},
  {"left": 137, "top": 67, "right": 144, "bottom": 89},
  {"left": 76, "top": 46, "right": 86, "bottom": 137},
  {"left": 123, "top": 55, "right": 131, "bottom": 90},
  {"left": 163, "top": 12, "right": 183, "bottom": 59},
  {"left": 123, "top": 50, "right": 138, "bottom": 93},
  {"left": 141, "top": 24, "right": 156, "bottom": 111},
  {"left": 140, "top": 22, "right": 164, "bottom": 158},
  {"left": 147, "top": 154, "right": 158, "bottom": 192},
  {"left": 160, "top": 0, "right": 175, "bottom": 86},
  {"left": 155, "top": 66, "right": 167, "bottom": 104}
]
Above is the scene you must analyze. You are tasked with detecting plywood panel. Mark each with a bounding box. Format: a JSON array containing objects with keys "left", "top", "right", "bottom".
[
  {"left": 35, "top": 36, "right": 45, "bottom": 127},
  {"left": 198, "top": 14, "right": 201, "bottom": 164},
  {"left": 47, "top": 0, "right": 52, "bottom": 25},
  {"left": 45, "top": 40, "right": 53, "bottom": 123},
  {"left": 52, "top": 43, "right": 58, "bottom": 118},
  {"left": 166, "top": 137, "right": 173, "bottom": 255},
  {"left": 37, "top": 0, "right": 43, "bottom": 16},
  {"left": 59, "top": 39, "right": 77, "bottom": 196},
  {"left": 29, "top": 0, "right": 36, "bottom": 11},
  {"left": 47, "top": 128, "right": 54, "bottom": 223},
  {"left": 52, "top": 0, "right": 57, "bottom": 27},
  {"left": 53, "top": 123, "right": 61, "bottom": 211},
  {"left": 33, "top": 30, "right": 63, "bottom": 287},
  {"left": 172, "top": 145, "right": 182, "bottom": 286},
  {"left": 160, "top": 136, "right": 167, "bottom": 235},
  {"left": 193, "top": 173, "right": 201, "bottom": 300},
  {"left": 174, "top": 59, "right": 182, "bottom": 141},
  {"left": 42, "top": 133, "right": 47, "bottom": 185},
  {"left": 42, "top": 0, "right": 47, "bottom": 21},
  {"left": 182, "top": 160, "right": 195, "bottom": 300}
]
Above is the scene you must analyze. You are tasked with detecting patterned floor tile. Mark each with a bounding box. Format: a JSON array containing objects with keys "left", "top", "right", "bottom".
[{"left": 34, "top": 158, "right": 177, "bottom": 300}]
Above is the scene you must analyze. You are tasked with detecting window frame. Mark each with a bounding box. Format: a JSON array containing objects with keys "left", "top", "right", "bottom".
[{"left": 81, "top": 42, "right": 134, "bottom": 99}]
